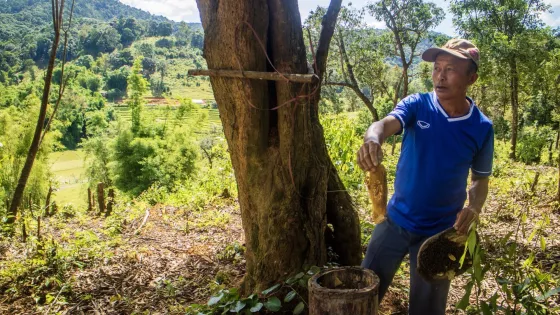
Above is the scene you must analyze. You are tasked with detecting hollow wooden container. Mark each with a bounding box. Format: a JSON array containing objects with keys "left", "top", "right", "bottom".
[{"left": 308, "top": 267, "right": 379, "bottom": 315}]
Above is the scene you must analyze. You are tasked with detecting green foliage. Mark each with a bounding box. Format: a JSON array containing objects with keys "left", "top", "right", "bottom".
[
  {"left": 106, "top": 67, "right": 130, "bottom": 94},
  {"left": 110, "top": 126, "right": 198, "bottom": 196},
  {"left": 0, "top": 92, "right": 53, "bottom": 221},
  {"left": 108, "top": 49, "right": 134, "bottom": 69},
  {"left": 127, "top": 58, "right": 148, "bottom": 133},
  {"left": 322, "top": 114, "right": 363, "bottom": 190},
  {"left": 74, "top": 55, "right": 95, "bottom": 69},
  {"left": 517, "top": 124, "right": 553, "bottom": 164},
  {"left": 83, "top": 24, "right": 121, "bottom": 56},
  {"left": 155, "top": 38, "right": 174, "bottom": 49},
  {"left": 186, "top": 266, "right": 322, "bottom": 315}
]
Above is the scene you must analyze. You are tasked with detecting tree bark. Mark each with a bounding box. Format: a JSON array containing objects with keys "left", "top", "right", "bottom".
[
  {"left": 97, "top": 182, "right": 105, "bottom": 215},
  {"left": 87, "top": 187, "right": 93, "bottom": 212},
  {"left": 44, "top": 186, "right": 53, "bottom": 217},
  {"left": 509, "top": 57, "right": 519, "bottom": 160},
  {"left": 402, "top": 65, "right": 409, "bottom": 98},
  {"left": 196, "top": 0, "right": 361, "bottom": 293},
  {"left": 105, "top": 189, "right": 114, "bottom": 217}
]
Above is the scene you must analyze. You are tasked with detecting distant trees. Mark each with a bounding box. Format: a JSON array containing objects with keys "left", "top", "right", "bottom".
[
  {"left": 451, "top": 0, "right": 552, "bottom": 160},
  {"left": 83, "top": 24, "right": 121, "bottom": 56},
  {"left": 149, "top": 21, "right": 173, "bottom": 37},
  {"left": 368, "top": 0, "right": 444, "bottom": 102}
]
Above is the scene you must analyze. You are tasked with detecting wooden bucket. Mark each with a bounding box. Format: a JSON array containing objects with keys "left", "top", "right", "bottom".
[{"left": 308, "top": 267, "right": 379, "bottom": 315}]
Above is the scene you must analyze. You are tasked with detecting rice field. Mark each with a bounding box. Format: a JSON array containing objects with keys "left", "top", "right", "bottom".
[{"left": 111, "top": 102, "right": 222, "bottom": 136}]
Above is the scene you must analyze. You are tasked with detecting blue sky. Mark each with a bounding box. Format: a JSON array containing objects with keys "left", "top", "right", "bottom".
[{"left": 119, "top": 0, "right": 559, "bottom": 36}]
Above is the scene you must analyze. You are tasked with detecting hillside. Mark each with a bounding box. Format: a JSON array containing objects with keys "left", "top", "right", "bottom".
[{"left": 0, "top": 0, "right": 168, "bottom": 22}]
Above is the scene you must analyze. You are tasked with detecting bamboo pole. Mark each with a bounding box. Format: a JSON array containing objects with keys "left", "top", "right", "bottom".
[{"left": 187, "top": 69, "right": 319, "bottom": 84}]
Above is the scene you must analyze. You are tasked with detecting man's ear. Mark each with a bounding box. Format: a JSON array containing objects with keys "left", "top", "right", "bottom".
[{"left": 468, "top": 73, "right": 479, "bottom": 86}]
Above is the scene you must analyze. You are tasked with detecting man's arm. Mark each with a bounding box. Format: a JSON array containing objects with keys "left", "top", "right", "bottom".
[
  {"left": 357, "top": 116, "right": 402, "bottom": 172},
  {"left": 454, "top": 174, "right": 489, "bottom": 234}
]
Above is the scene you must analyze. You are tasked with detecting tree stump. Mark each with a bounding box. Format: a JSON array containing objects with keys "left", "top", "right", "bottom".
[
  {"left": 105, "top": 189, "right": 115, "bottom": 217},
  {"left": 87, "top": 187, "right": 93, "bottom": 212},
  {"left": 45, "top": 186, "right": 53, "bottom": 216},
  {"left": 51, "top": 202, "right": 58, "bottom": 216},
  {"left": 309, "top": 267, "right": 379, "bottom": 315},
  {"left": 97, "top": 182, "right": 105, "bottom": 215}
]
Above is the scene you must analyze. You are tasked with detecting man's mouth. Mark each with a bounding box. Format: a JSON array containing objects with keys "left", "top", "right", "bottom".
[{"left": 436, "top": 86, "right": 448, "bottom": 91}]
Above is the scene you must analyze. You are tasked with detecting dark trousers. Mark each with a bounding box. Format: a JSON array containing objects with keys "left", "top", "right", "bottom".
[{"left": 361, "top": 217, "right": 451, "bottom": 315}]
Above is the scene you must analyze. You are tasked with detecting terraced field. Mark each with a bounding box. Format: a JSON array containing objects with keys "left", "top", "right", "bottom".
[{"left": 112, "top": 102, "right": 222, "bottom": 136}]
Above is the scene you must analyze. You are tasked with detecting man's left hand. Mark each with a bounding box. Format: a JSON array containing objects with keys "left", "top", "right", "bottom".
[{"left": 454, "top": 206, "right": 479, "bottom": 234}]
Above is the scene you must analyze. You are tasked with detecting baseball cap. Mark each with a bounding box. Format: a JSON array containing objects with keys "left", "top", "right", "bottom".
[{"left": 422, "top": 38, "right": 480, "bottom": 68}]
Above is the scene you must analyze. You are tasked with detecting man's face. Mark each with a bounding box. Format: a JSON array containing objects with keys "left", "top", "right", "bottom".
[{"left": 432, "top": 53, "right": 478, "bottom": 100}]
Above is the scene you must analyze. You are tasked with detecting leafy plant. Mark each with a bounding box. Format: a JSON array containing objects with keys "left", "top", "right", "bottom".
[{"left": 186, "top": 266, "right": 322, "bottom": 315}]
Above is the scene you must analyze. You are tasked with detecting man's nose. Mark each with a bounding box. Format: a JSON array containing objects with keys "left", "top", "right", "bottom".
[{"left": 438, "top": 70, "right": 446, "bottom": 81}]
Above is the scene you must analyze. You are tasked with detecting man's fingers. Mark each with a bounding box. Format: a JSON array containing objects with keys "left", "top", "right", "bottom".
[
  {"left": 361, "top": 146, "right": 374, "bottom": 171},
  {"left": 357, "top": 146, "right": 368, "bottom": 171},
  {"left": 455, "top": 210, "right": 474, "bottom": 234},
  {"left": 367, "top": 142, "right": 379, "bottom": 167},
  {"left": 357, "top": 149, "right": 365, "bottom": 171},
  {"left": 358, "top": 140, "right": 383, "bottom": 172}
]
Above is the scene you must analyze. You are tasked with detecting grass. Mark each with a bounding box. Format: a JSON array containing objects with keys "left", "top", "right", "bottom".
[{"left": 50, "top": 150, "right": 87, "bottom": 209}]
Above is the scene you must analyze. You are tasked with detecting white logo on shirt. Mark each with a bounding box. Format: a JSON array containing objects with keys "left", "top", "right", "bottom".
[{"left": 417, "top": 120, "right": 430, "bottom": 129}]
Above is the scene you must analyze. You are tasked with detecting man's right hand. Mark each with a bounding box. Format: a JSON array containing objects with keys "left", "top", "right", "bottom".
[{"left": 357, "top": 139, "right": 383, "bottom": 172}]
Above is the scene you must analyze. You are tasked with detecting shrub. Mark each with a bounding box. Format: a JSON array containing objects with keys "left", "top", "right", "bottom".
[
  {"left": 155, "top": 38, "right": 174, "bottom": 49},
  {"left": 517, "top": 124, "right": 553, "bottom": 164}
]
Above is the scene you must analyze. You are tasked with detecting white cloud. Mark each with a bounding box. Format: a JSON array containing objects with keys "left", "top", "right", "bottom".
[
  {"left": 119, "top": 0, "right": 199, "bottom": 22},
  {"left": 544, "top": 0, "right": 560, "bottom": 6},
  {"left": 366, "top": 20, "right": 386, "bottom": 29}
]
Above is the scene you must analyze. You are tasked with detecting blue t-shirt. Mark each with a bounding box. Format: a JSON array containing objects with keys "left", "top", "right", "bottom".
[{"left": 387, "top": 92, "right": 494, "bottom": 236}]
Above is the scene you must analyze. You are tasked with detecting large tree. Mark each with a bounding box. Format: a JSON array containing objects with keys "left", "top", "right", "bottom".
[
  {"left": 307, "top": 5, "right": 386, "bottom": 120},
  {"left": 368, "top": 0, "right": 444, "bottom": 100},
  {"left": 195, "top": 0, "right": 361, "bottom": 293},
  {"left": 450, "top": 0, "right": 550, "bottom": 159}
]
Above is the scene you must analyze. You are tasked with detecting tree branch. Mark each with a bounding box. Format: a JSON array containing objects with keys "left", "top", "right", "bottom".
[
  {"left": 313, "top": 0, "right": 343, "bottom": 80},
  {"left": 325, "top": 81, "right": 353, "bottom": 88}
]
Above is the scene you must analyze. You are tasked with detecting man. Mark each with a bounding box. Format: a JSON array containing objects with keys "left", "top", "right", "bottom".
[{"left": 358, "top": 39, "right": 494, "bottom": 314}]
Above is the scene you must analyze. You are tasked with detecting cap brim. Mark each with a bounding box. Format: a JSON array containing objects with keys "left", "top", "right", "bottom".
[{"left": 422, "top": 47, "right": 470, "bottom": 62}]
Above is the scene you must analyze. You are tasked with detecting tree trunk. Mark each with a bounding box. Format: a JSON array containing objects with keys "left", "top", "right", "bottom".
[
  {"left": 509, "top": 57, "right": 519, "bottom": 160},
  {"left": 7, "top": 9, "right": 62, "bottom": 225},
  {"left": 51, "top": 202, "right": 58, "bottom": 216},
  {"left": 196, "top": 0, "right": 361, "bottom": 293},
  {"left": 548, "top": 139, "right": 553, "bottom": 166},
  {"left": 97, "top": 182, "right": 105, "bottom": 215},
  {"left": 105, "top": 189, "right": 114, "bottom": 217},
  {"left": 557, "top": 123, "right": 560, "bottom": 202},
  {"left": 338, "top": 34, "right": 379, "bottom": 121},
  {"left": 21, "top": 207, "right": 27, "bottom": 243},
  {"left": 402, "top": 65, "right": 409, "bottom": 99},
  {"left": 554, "top": 129, "right": 560, "bottom": 150},
  {"left": 37, "top": 215, "right": 42, "bottom": 242},
  {"left": 87, "top": 187, "right": 93, "bottom": 212},
  {"left": 44, "top": 186, "right": 53, "bottom": 217}
]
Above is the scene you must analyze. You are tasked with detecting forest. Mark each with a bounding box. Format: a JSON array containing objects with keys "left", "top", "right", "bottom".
[{"left": 0, "top": 0, "right": 559, "bottom": 314}]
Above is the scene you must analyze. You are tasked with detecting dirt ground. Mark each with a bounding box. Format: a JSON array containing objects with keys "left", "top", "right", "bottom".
[{"left": 1, "top": 180, "right": 559, "bottom": 314}]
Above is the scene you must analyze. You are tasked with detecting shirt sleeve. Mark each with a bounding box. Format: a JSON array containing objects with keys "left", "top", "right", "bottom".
[
  {"left": 471, "top": 126, "right": 494, "bottom": 177},
  {"left": 388, "top": 94, "right": 418, "bottom": 135}
]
